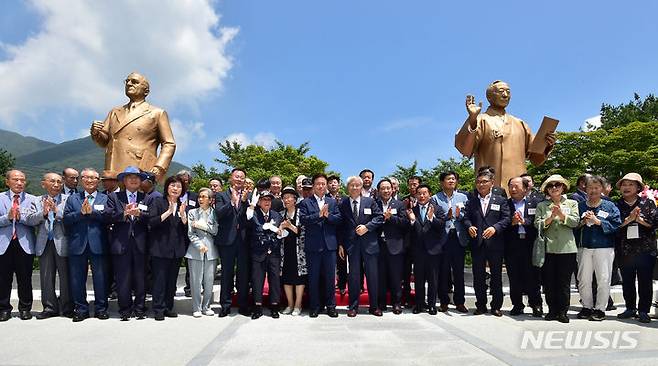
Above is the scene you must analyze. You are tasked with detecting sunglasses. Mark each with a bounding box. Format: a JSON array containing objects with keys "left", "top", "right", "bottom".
[{"left": 546, "top": 183, "right": 562, "bottom": 189}]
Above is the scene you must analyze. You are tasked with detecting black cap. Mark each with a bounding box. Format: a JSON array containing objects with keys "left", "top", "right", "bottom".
[{"left": 301, "top": 178, "right": 313, "bottom": 188}]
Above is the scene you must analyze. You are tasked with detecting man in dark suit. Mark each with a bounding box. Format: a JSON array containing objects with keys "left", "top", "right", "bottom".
[
  {"left": 407, "top": 184, "right": 446, "bottom": 315},
  {"left": 375, "top": 178, "right": 409, "bottom": 314},
  {"left": 401, "top": 175, "right": 422, "bottom": 307},
  {"left": 246, "top": 191, "right": 284, "bottom": 319},
  {"left": 359, "top": 169, "right": 378, "bottom": 199},
  {"left": 28, "top": 173, "right": 73, "bottom": 319},
  {"left": 338, "top": 176, "right": 384, "bottom": 317},
  {"left": 63, "top": 168, "right": 110, "bottom": 322},
  {"left": 299, "top": 173, "right": 342, "bottom": 318},
  {"left": 62, "top": 168, "right": 79, "bottom": 196},
  {"left": 464, "top": 168, "right": 511, "bottom": 316},
  {"left": 215, "top": 168, "right": 251, "bottom": 317},
  {"left": 505, "top": 177, "right": 543, "bottom": 317},
  {"left": 326, "top": 175, "right": 347, "bottom": 295},
  {"left": 105, "top": 167, "right": 150, "bottom": 320}
]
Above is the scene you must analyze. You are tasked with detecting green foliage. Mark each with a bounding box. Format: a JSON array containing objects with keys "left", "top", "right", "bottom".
[
  {"left": 0, "top": 149, "right": 15, "bottom": 190},
  {"left": 600, "top": 93, "right": 658, "bottom": 130},
  {"left": 189, "top": 163, "right": 223, "bottom": 193},
  {"left": 528, "top": 94, "right": 658, "bottom": 191},
  {"left": 205, "top": 140, "right": 335, "bottom": 187},
  {"left": 390, "top": 157, "right": 474, "bottom": 196}
]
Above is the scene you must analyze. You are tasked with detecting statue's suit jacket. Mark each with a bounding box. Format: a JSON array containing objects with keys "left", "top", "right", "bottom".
[{"left": 91, "top": 101, "right": 176, "bottom": 178}]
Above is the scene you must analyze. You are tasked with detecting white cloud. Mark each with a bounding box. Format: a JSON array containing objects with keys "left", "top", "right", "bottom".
[
  {"left": 170, "top": 119, "right": 206, "bottom": 153},
  {"left": 0, "top": 0, "right": 237, "bottom": 128},
  {"left": 221, "top": 132, "right": 278, "bottom": 149}
]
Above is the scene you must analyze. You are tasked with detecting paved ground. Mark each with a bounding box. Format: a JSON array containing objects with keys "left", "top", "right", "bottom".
[{"left": 3, "top": 273, "right": 658, "bottom": 366}]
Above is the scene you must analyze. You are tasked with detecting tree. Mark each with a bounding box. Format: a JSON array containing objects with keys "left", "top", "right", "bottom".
[
  {"left": 527, "top": 94, "right": 658, "bottom": 192},
  {"left": 389, "top": 157, "right": 474, "bottom": 196},
  {"left": 198, "top": 140, "right": 335, "bottom": 189},
  {"left": 0, "top": 149, "right": 15, "bottom": 191}
]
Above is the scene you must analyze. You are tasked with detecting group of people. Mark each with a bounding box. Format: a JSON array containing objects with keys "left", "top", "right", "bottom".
[{"left": 1, "top": 164, "right": 655, "bottom": 324}]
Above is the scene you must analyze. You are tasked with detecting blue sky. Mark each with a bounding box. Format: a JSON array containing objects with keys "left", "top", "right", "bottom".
[{"left": 1, "top": 0, "right": 657, "bottom": 183}]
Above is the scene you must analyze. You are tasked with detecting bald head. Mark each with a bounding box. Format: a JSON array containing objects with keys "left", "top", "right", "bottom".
[{"left": 125, "top": 72, "right": 150, "bottom": 100}]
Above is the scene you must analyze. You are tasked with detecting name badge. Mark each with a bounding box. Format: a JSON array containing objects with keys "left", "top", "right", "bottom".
[
  {"left": 189, "top": 200, "right": 197, "bottom": 207},
  {"left": 364, "top": 208, "right": 372, "bottom": 215},
  {"left": 390, "top": 208, "right": 397, "bottom": 214},
  {"left": 528, "top": 208, "right": 536, "bottom": 215},
  {"left": 627, "top": 224, "right": 640, "bottom": 239},
  {"left": 561, "top": 207, "right": 571, "bottom": 215},
  {"left": 490, "top": 204, "right": 500, "bottom": 211},
  {"left": 93, "top": 204, "right": 105, "bottom": 211},
  {"left": 138, "top": 204, "right": 148, "bottom": 211},
  {"left": 597, "top": 210, "right": 609, "bottom": 219}
]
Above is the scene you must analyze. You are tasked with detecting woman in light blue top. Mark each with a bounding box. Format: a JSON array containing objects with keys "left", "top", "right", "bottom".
[{"left": 186, "top": 188, "right": 219, "bottom": 317}]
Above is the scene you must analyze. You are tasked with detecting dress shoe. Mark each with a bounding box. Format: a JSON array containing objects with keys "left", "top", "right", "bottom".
[
  {"left": 347, "top": 309, "right": 357, "bottom": 317},
  {"left": 72, "top": 312, "right": 90, "bottom": 322},
  {"left": 19, "top": 310, "right": 32, "bottom": 320},
  {"left": 509, "top": 306, "right": 524, "bottom": 316},
  {"left": 154, "top": 313, "right": 165, "bottom": 321},
  {"left": 456, "top": 305, "right": 469, "bottom": 313},
  {"left": 638, "top": 312, "right": 651, "bottom": 323},
  {"left": 473, "top": 308, "right": 488, "bottom": 315},
  {"left": 491, "top": 309, "right": 503, "bottom": 317},
  {"left": 62, "top": 311, "right": 75, "bottom": 319},
  {"left": 218, "top": 307, "right": 230, "bottom": 318},
  {"left": 95, "top": 311, "right": 109, "bottom": 320},
  {"left": 120, "top": 313, "right": 131, "bottom": 321},
  {"left": 428, "top": 307, "right": 438, "bottom": 315},
  {"left": 251, "top": 307, "right": 263, "bottom": 320},
  {"left": 282, "top": 306, "right": 293, "bottom": 315},
  {"left": 327, "top": 308, "right": 338, "bottom": 318},
  {"left": 309, "top": 310, "right": 319, "bottom": 318},
  {"left": 238, "top": 308, "right": 252, "bottom": 317},
  {"left": 544, "top": 312, "right": 557, "bottom": 321},
  {"left": 412, "top": 306, "right": 422, "bottom": 314},
  {"left": 164, "top": 310, "right": 178, "bottom": 318},
  {"left": 0, "top": 311, "right": 11, "bottom": 322},
  {"left": 556, "top": 313, "right": 570, "bottom": 323},
  {"left": 439, "top": 304, "right": 449, "bottom": 312},
  {"left": 134, "top": 312, "right": 146, "bottom": 320},
  {"left": 617, "top": 309, "right": 637, "bottom": 319},
  {"left": 606, "top": 303, "right": 617, "bottom": 311},
  {"left": 392, "top": 305, "right": 402, "bottom": 315},
  {"left": 531, "top": 306, "right": 544, "bottom": 318},
  {"left": 369, "top": 308, "right": 383, "bottom": 317},
  {"left": 589, "top": 309, "right": 605, "bottom": 321},
  {"left": 184, "top": 288, "right": 192, "bottom": 298},
  {"left": 270, "top": 308, "right": 279, "bottom": 319},
  {"left": 577, "top": 308, "right": 593, "bottom": 319},
  {"left": 36, "top": 311, "right": 59, "bottom": 320}
]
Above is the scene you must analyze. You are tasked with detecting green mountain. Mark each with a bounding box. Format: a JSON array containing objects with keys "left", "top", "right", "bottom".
[
  {"left": 0, "top": 129, "right": 56, "bottom": 157},
  {"left": 0, "top": 128, "right": 189, "bottom": 195}
]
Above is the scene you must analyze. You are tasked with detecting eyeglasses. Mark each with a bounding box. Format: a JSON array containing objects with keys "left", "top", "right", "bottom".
[
  {"left": 476, "top": 180, "right": 491, "bottom": 185},
  {"left": 81, "top": 176, "right": 99, "bottom": 181}
]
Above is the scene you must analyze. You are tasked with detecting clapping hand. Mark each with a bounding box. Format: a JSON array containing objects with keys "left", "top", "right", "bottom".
[
  {"left": 168, "top": 200, "right": 177, "bottom": 215},
  {"left": 320, "top": 203, "right": 329, "bottom": 218},
  {"left": 426, "top": 205, "right": 435, "bottom": 221},
  {"left": 406, "top": 208, "right": 416, "bottom": 222},
  {"left": 178, "top": 202, "right": 187, "bottom": 217},
  {"left": 200, "top": 245, "right": 208, "bottom": 254},
  {"left": 81, "top": 197, "right": 92, "bottom": 215},
  {"left": 512, "top": 211, "right": 523, "bottom": 226},
  {"left": 383, "top": 207, "right": 393, "bottom": 221},
  {"left": 446, "top": 207, "right": 453, "bottom": 220}
]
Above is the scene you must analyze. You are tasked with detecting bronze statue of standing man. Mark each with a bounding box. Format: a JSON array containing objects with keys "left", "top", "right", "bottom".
[
  {"left": 455, "top": 80, "right": 556, "bottom": 190},
  {"left": 90, "top": 72, "right": 176, "bottom": 181}
]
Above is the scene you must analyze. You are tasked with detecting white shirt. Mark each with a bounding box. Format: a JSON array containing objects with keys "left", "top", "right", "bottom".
[
  {"left": 479, "top": 192, "right": 492, "bottom": 214},
  {"left": 350, "top": 196, "right": 361, "bottom": 214},
  {"left": 314, "top": 194, "right": 325, "bottom": 208},
  {"left": 381, "top": 197, "right": 392, "bottom": 212},
  {"left": 361, "top": 188, "right": 371, "bottom": 198},
  {"left": 513, "top": 198, "right": 526, "bottom": 234}
]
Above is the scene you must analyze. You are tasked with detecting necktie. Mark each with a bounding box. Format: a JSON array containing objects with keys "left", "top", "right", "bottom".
[
  {"left": 352, "top": 200, "right": 358, "bottom": 221},
  {"left": 87, "top": 194, "right": 94, "bottom": 206},
  {"left": 264, "top": 213, "right": 269, "bottom": 222},
  {"left": 420, "top": 205, "right": 427, "bottom": 223},
  {"left": 129, "top": 192, "right": 136, "bottom": 204},
  {"left": 11, "top": 194, "right": 19, "bottom": 239},
  {"left": 47, "top": 210, "right": 55, "bottom": 241}
]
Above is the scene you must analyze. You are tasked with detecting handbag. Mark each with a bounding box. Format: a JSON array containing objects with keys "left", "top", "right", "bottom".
[{"left": 532, "top": 222, "right": 547, "bottom": 268}]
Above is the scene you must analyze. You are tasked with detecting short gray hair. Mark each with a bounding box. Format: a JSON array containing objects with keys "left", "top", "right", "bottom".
[{"left": 346, "top": 176, "right": 363, "bottom": 187}]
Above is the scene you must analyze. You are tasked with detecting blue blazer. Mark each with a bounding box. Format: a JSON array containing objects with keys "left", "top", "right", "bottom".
[
  {"left": 213, "top": 188, "right": 248, "bottom": 246},
  {"left": 63, "top": 191, "right": 109, "bottom": 256},
  {"left": 463, "top": 192, "right": 511, "bottom": 251},
  {"left": 299, "top": 196, "right": 342, "bottom": 253},
  {"left": 376, "top": 198, "right": 409, "bottom": 255},
  {"left": 0, "top": 190, "right": 39, "bottom": 255},
  {"left": 432, "top": 191, "right": 470, "bottom": 247},
  {"left": 105, "top": 191, "right": 149, "bottom": 255},
  {"left": 410, "top": 202, "right": 446, "bottom": 255},
  {"left": 338, "top": 196, "right": 384, "bottom": 255}
]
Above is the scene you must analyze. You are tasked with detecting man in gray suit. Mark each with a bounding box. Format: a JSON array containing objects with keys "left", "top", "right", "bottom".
[
  {"left": 27, "top": 173, "right": 73, "bottom": 319},
  {"left": 0, "top": 170, "right": 40, "bottom": 321}
]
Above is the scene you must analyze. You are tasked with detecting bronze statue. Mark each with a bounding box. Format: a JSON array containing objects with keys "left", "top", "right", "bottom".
[
  {"left": 455, "top": 80, "right": 556, "bottom": 190},
  {"left": 90, "top": 72, "right": 176, "bottom": 181}
]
